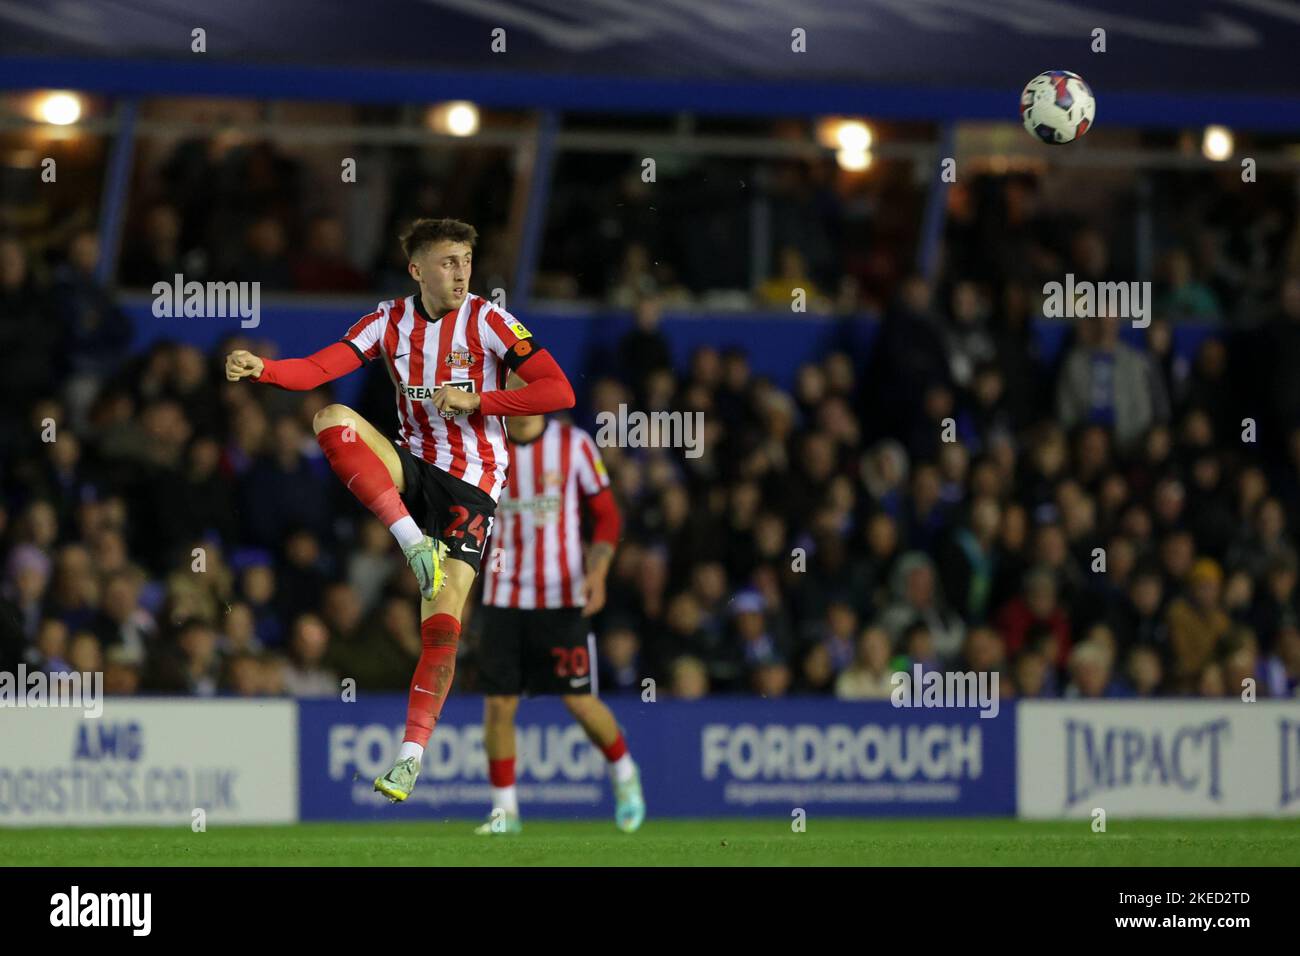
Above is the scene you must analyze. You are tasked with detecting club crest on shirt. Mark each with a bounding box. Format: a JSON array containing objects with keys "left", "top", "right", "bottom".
[
  {"left": 444, "top": 348, "right": 476, "bottom": 369},
  {"left": 544, "top": 470, "right": 563, "bottom": 490}
]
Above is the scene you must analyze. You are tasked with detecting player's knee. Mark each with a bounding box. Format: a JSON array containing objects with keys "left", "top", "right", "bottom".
[
  {"left": 313, "top": 403, "right": 356, "bottom": 435},
  {"left": 485, "top": 696, "right": 519, "bottom": 722},
  {"left": 429, "top": 563, "right": 476, "bottom": 616}
]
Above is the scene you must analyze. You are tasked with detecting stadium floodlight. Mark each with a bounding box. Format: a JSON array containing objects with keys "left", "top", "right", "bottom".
[
  {"left": 1202, "top": 125, "right": 1233, "bottom": 161},
  {"left": 428, "top": 101, "right": 481, "bottom": 137},
  {"left": 835, "top": 120, "right": 872, "bottom": 153},
  {"left": 35, "top": 91, "right": 82, "bottom": 126},
  {"left": 836, "top": 147, "right": 872, "bottom": 172},
  {"left": 815, "top": 117, "right": 873, "bottom": 154}
]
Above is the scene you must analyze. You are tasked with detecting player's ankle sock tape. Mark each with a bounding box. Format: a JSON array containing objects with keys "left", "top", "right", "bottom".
[
  {"left": 404, "top": 615, "right": 461, "bottom": 747},
  {"left": 317, "top": 425, "right": 410, "bottom": 525},
  {"left": 488, "top": 758, "right": 516, "bottom": 787},
  {"left": 601, "top": 732, "right": 628, "bottom": 763}
]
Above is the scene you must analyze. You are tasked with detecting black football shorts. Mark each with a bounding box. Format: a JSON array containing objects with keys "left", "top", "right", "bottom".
[
  {"left": 393, "top": 441, "right": 497, "bottom": 574},
  {"left": 477, "top": 605, "right": 595, "bottom": 696}
]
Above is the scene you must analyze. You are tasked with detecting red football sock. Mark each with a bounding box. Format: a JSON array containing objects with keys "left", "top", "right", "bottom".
[
  {"left": 489, "top": 758, "right": 516, "bottom": 787},
  {"left": 316, "top": 425, "right": 409, "bottom": 526},
  {"left": 403, "top": 614, "right": 461, "bottom": 746},
  {"left": 601, "top": 732, "right": 628, "bottom": 763}
]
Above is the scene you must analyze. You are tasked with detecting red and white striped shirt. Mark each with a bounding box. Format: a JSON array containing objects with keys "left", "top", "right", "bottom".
[
  {"left": 342, "top": 293, "right": 534, "bottom": 503},
  {"left": 483, "top": 420, "right": 612, "bottom": 609}
]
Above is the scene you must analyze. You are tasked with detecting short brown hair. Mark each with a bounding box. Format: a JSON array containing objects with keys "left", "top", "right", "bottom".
[{"left": 399, "top": 218, "right": 478, "bottom": 260}]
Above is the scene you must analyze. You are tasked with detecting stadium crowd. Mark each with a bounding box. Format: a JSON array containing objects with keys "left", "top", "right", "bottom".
[{"left": 3, "top": 150, "right": 1300, "bottom": 703}]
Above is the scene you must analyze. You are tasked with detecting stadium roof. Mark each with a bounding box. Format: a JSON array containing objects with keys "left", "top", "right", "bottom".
[{"left": 2, "top": 0, "right": 1300, "bottom": 128}]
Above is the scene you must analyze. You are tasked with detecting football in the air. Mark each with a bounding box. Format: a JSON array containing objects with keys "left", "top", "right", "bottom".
[{"left": 1020, "top": 70, "right": 1096, "bottom": 144}]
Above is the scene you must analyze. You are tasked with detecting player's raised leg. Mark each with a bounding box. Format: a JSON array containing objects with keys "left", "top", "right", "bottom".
[
  {"left": 564, "top": 695, "right": 645, "bottom": 833},
  {"left": 374, "top": 558, "right": 476, "bottom": 802},
  {"left": 473, "top": 695, "right": 524, "bottom": 834},
  {"left": 312, "top": 403, "right": 444, "bottom": 600}
]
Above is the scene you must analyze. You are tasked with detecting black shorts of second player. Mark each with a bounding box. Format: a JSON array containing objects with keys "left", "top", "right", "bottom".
[
  {"left": 392, "top": 441, "right": 496, "bottom": 573},
  {"left": 477, "top": 605, "right": 595, "bottom": 697}
]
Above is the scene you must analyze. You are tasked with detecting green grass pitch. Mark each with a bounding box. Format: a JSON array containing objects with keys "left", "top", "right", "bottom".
[{"left": 4, "top": 819, "right": 1299, "bottom": 866}]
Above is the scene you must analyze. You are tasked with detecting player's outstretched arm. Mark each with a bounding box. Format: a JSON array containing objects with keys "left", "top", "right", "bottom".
[{"left": 224, "top": 341, "right": 362, "bottom": 390}]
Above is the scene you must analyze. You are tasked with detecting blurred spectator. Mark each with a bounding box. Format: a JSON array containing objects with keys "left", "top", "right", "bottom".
[
  {"left": 346, "top": 519, "right": 399, "bottom": 612},
  {"left": 757, "top": 246, "right": 830, "bottom": 312},
  {"left": 1125, "top": 644, "right": 1164, "bottom": 697},
  {"left": 220, "top": 601, "right": 261, "bottom": 656},
  {"left": 1056, "top": 314, "right": 1169, "bottom": 453},
  {"left": 598, "top": 625, "right": 643, "bottom": 694},
  {"left": 239, "top": 561, "right": 284, "bottom": 648},
  {"left": 670, "top": 655, "right": 710, "bottom": 699},
  {"left": 960, "top": 625, "right": 1007, "bottom": 675},
  {"left": 325, "top": 595, "right": 418, "bottom": 691},
  {"left": 0, "top": 237, "right": 62, "bottom": 426},
  {"left": 880, "top": 551, "right": 965, "bottom": 662},
  {"left": 225, "top": 652, "right": 263, "bottom": 697},
  {"left": 1112, "top": 564, "right": 1168, "bottom": 652},
  {"left": 1166, "top": 558, "right": 1231, "bottom": 693},
  {"left": 1064, "top": 640, "right": 1121, "bottom": 698},
  {"left": 4, "top": 544, "right": 51, "bottom": 639},
  {"left": 617, "top": 296, "right": 674, "bottom": 399},
  {"left": 147, "top": 619, "right": 220, "bottom": 696},
  {"left": 52, "top": 230, "right": 132, "bottom": 428},
  {"left": 936, "top": 495, "right": 1000, "bottom": 625},
  {"left": 291, "top": 215, "right": 370, "bottom": 292},
  {"left": 1012, "top": 649, "right": 1050, "bottom": 698},
  {"left": 93, "top": 571, "right": 156, "bottom": 659},
  {"left": 995, "top": 565, "right": 1071, "bottom": 667},
  {"left": 230, "top": 216, "right": 293, "bottom": 290},
  {"left": 283, "top": 613, "right": 338, "bottom": 697},
  {"left": 120, "top": 203, "right": 203, "bottom": 287},
  {"left": 868, "top": 275, "right": 952, "bottom": 447},
  {"left": 1197, "top": 661, "right": 1226, "bottom": 697},
  {"left": 730, "top": 590, "right": 785, "bottom": 687},
  {"left": 1219, "top": 627, "right": 1259, "bottom": 699},
  {"left": 943, "top": 280, "right": 997, "bottom": 389},
  {"left": 1156, "top": 248, "right": 1222, "bottom": 321},
  {"left": 608, "top": 243, "right": 690, "bottom": 308},
  {"left": 104, "top": 645, "right": 143, "bottom": 695},
  {"left": 1264, "top": 624, "right": 1300, "bottom": 698},
  {"left": 799, "top": 643, "right": 836, "bottom": 693},
  {"left": 752, "top": 660, "right": 792, "bottom": 697},
  {"left": 835, "top": 625, "right": 896, "bottom": 699},
  {"left": 67, "top": 629, "right": 104, "bottom": 675}
]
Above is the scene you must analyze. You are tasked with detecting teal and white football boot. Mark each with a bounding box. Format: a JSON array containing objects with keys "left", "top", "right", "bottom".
[
  {"left": 473, "top": 810, "right": 524, "bottom": 835},
  {"left": 613, "top": 763, "right": 646, "bottom": 833}
]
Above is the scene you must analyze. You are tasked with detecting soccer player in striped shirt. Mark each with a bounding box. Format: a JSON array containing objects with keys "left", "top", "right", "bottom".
[
  {"left": 224, "top": 218, "right": 575, "bottom": 802},
  {"left": 473, "top": 379, "right": 645, "bottom": 833}
]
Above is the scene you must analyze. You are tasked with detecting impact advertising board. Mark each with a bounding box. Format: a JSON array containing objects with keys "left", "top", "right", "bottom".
[{"left": 1017, "top": 701, "right": 1300, "bottom": 818}]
